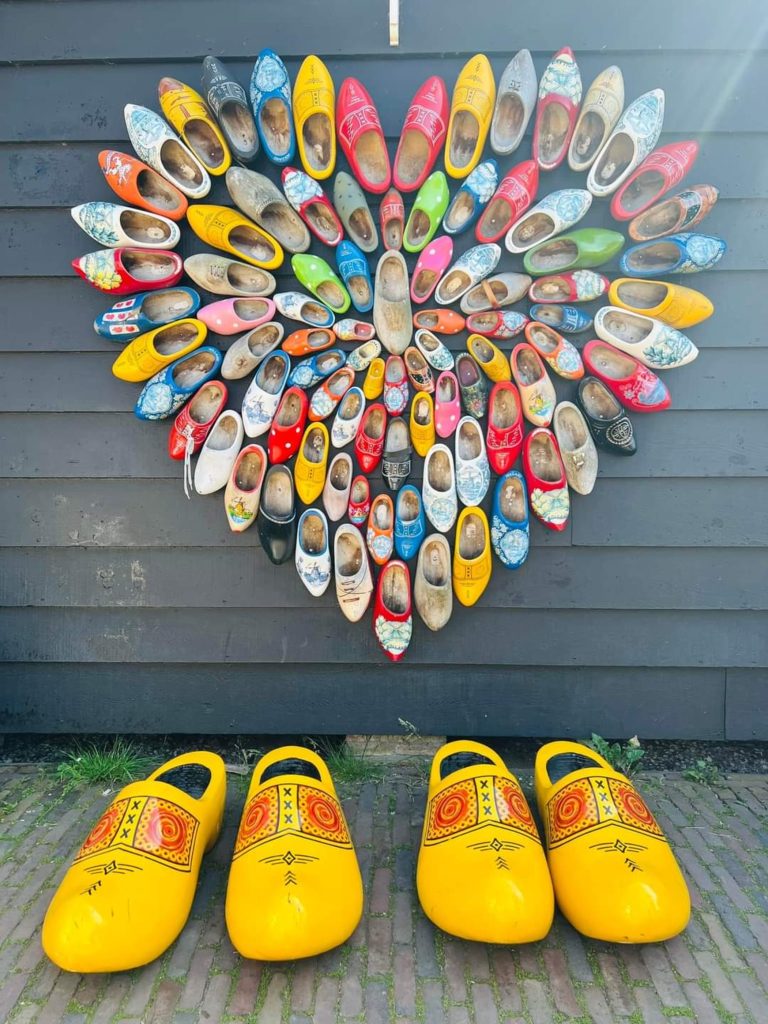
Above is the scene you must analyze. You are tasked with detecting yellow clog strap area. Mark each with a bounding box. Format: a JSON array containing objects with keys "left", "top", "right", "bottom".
[{"left": 428, "top": 739, "right": 509, "bottom": 792}]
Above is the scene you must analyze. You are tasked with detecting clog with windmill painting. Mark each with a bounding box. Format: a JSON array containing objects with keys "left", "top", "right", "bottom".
[
  {"left": 510, "top": 343, "right": 556, "bottom": 427},
  {"left": 619, "top": 234, "right": 726, "bottom": 277},
  {"left": 587, "top": 89, "right": 665, "bottom": 198},
  {"left": 225, "top": 445, "right": 267, "bottom": 533},
  {"left": 594, "top": 306, "right": 698, "bottom": 370},
  {"left": 295, "top": 509, "right": 332, "bottom": 597}
]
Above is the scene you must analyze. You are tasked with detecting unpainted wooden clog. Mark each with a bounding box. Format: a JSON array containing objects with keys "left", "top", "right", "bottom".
[
  {"left": 227, "top": 167, "right": 310, "bottom": 254},
  {"left": 184, "top": 253, "right": 275, "bottom": 297},
  {"left": 567, "top": 65, "right": 624, "bottom": 172}
]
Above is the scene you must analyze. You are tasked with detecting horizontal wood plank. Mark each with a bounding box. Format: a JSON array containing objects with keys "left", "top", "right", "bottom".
[{"left": 725, "top": 669, "right": 768, "bottom": 740}]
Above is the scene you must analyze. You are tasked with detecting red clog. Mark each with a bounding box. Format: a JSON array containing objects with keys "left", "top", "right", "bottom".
[
  {"left": 282, "top": 327, "right": 336, "bottom": 356},
  {"left": 268, "top": 387, "right": 309, "bottom": 464},
  {"left": 610, "top": 141, "right": 700, "bottom": 221},
  {"left": 98, "top": 149, "right": 188, "bottom": 221},
  {"left": 72, "top": 248, "right": 184, "bottom": 295},
  {"left": 486, "top": 381, "right": 524, "bottom": 474},
  {"left": 475, "top": 159, "right": 539, "bottom": 243},
  {"left": 336, "top": 78, "right": 392, "bottom": 194},
  {"left": 354, "top": 402, "right": 388, "bottom": 472},
  {"left": 373, "top": 560, "right": 413, "bottom": 662},
  {"left": 380, "top": 188, "right": 405, "bottom": 250},
  {"left": 528, "top": 271, "right": 610, "bottom": 305},
  {"left": 583, "top": 340, "right": 672, "bottom": 413},
  {"left": 393, "top": 76, "right": 449, "bottom": 193},
  {"left": 522, "top": 428, "right": 570, "bottom": 532},
  {"left": 348, "top": 474, "right": 371, "bottom": 527},
  {"left": 532, "top": 47, "right": 582, "bottom": 171},
  {"left": 168, "top": 380, "right": 228, "bottom": 459}
]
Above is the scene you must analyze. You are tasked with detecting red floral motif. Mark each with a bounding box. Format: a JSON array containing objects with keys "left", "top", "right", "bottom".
[
  {"left": 495, "top": 779, "right": 539, "bottom": 839},
  {"left": 234, "top": 788, "right": 279, "bottom": 856},
  {"left": 547, "top": 775, "right": 666, "bottom": 848},
  {"left": 298, "top": 785, "right": 351, "bottom": 845},
  {"left": 76, "top": 800, "right": 126, "bottom": 858},
  {"left": 134, "top": 798, "right": 198, "bottom": 867}
]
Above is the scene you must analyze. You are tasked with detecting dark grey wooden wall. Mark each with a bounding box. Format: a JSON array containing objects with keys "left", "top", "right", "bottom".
[{"left": 1, "top": 0, "right": 767, "bottom": 739}]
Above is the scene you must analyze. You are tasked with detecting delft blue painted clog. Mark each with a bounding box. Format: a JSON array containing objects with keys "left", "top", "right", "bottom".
[
  {"left": 335, "top": 241, "right": 373, "bottom": 314},
  {"left": 529, "top": 303, "right": 593, "bottom": 335},
  {"left": 619, "top": 233, "right": 727, "bottom": 277},
  {"left": 134, "top": 346, "right": 222, "bottom": 420},
  {"left": 491, "top": 471, "right": 530, "bottom": 569},
  {"left": 442, "top": 160, "right": 498, "bottom": 236},
  {"left": 287, "top": 348, "right": 346, "bottom": 390},
  {"left": 395, "top": 485, "right": 427, "bottom": 561},
  {"left": 94, "top": 287, "right": 200, "bottom": 340},
  {"left": 249, "top": 49, "right": 295, "bottom": 165}
]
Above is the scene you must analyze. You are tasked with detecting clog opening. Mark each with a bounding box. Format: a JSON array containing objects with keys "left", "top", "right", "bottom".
[
  {"left": 427, "top": 449, "right": 451, "bottom": 490},
  {"left": 395, "top": 130, "right": 430, "bottom": 187},
  {"left": 381, "top": 563, "right": 408, "bottom": 614},
  {"left": 528, "top": 324, "right": 559, "bottom": 354},
  {"left": 371, "top": 496, "right": 393, "bottom": 529},
  {"left": 437, "top": 269, "right": 470, "bottom": 301},
  {"left": 259, "top": 354, "right": 288, "bottom": 393},
  {"left": 537, "top": 103, "right": 570, "bottom": 166},
  {"left": 417, "top": 330, "right": 439, "bottom": 352},
  {"left": 386, "top": 418, "right": 408, "bottom": 451},
  {"left": 530, "top": 277, "right": 570, "bottom": 302},
  {"left": 236, "top": 449, "right": 266, "bottom": 491},
  {"left": 457, "top": 355, "right": 480, "bottom": 387},
  {"left": 119, "top": 209, "right": 173, "bottom": 245},
  {"left": 144, "top": 289, "right": 196, "bottom": 321},
  {"left": 468, "top": 314, "right": 498, "bottom": 334},
  {"left": 351, "top": 478, "right": 369, "bottom": 503},
  {"left": 219, "top": 100, "right": 258, "bottom": 153},
  {"left": 353, "top": 131, "right": 389, "bottom": 187},
  {"left": 546, "top": 751, "right": 601, "bottom": 783},
  {"left": 412, "top": 268, "right": 437, "bottom": 299},
  {"left": 328, "top": 369, "right": 353, "bottom": 396},
  {"left": 464, "top": 279, "right": 508, "bottom": 311},
  {"left": 305, "top": 329, "right": 333, "bottom": 350},
  {"left": 500, "top": 477, "right": 526, "bottom": 523},
  {"left": 276, "top": 391, "right": 303, "bottom": 427},
  {"left": 350, "top": 323, "right": 375, "bottom": 340},
  {"left": 155, "top": 321, "right": 201, "bottom": 355},
  {"left": 262, "top": 466, "right": 293, "bottom": 514},
  {"left": 123, "top": 250, "right": 178, "bottom": 280},
  {"left": 592, "top": 133, "right": 634, "bottom": 190},
  {"left": 405, "top": 349, "right": 427, "bottom": 373},
  {"left": 385, "top": 357, "right": 405, "bottom": 383},
  {"left": 449, "top": 111, "right": 480, "bottom": 172},
  {"left": 528, "top": 239, "right": 579, "bottom": 273},
  {"left": 348, "top": 207, "right": 376, "bottom": 245},
  {"left": 247, "top": 322, "right": 282, "bottom": 356},
  {"left": 397, "top": 488, "right": 419, "bottom": 522},
  {"left": 293, "top": 300, "right": 327, "bottom": 326},
  {"left": 306, "top": 201, "right": 341, "bottom": 245},
  {"left": 136, "top": 168, "right": 184, "bottom": 211},
  {"left": 259, "top": 202, "right": 308, "bottom": 251},
  {"left": 514, "top": 348, "right": 544, "bottom": 385},
  {"left": 615, "top": 281, "right": 667, "bottom": 309},
  {"left": 443, "top": 190, "right": 476, "bottom": 232},
  {"left": 414, "top": 396, "right": 431, "bottom": 425},
  {"left": 458, "top": 420, "right": 481, "bottom": 459},
  {"left": 303, "top": 426, "right": 326, "bottom": 462},
  {"left": 259, "top": 98, "right": 292, "bottom": 157},
  {"left": 491, "top": 387, "right": 518, "bottom": 428},
  {"left": 631, "top": 200, "right": 684, "bottom": 240},
  {"left": 208, "top": 414, "right": 239, "bottom": 450},
  {"left": 478, "top": 196, "right": 513, "bottom": 240},
  {"left": 379, "top": 255, "right": 407, "bottom": 301},
  {"left": 590, "top": 343, "right": 636, "bottom": 380},
  {"left": 618, "top": 169, "right": 666, "bottom": 214},
  {"left": 364, "top": 407, "right": 386, "bottom": 440},
  {"left": 330, "top": 457, "right": 351, "bottom": 489},
  {"left": 172, "top": 351, "right": 216, "bottom": 387},
  {"left": 302, "top": 113, "right": 333, "bottom": 173},
  {"left": 494, "top": 93, "right": 525, "bottom": 149},
  {"left": 155, "top": 763, "right": 212, "bottom": 798},
  {"left": 509, "top": 212, "right": 556, "bottom": 249},
  {"left": 316, "top": 280, "right": 346, "bottom": 308},
  {"left": 383, "top": 216, "right": 404, "bottom": 251},
  {"left": 470, "top": 337, "right": 494, "bottom": 363},
  {"left": 570, "top": 112, "right": 607, "bottom": 167},
  {"left": 337, "top": 529, "right": 363, "bottom": 574},
  {"left": 188, "top": 383, "right": 224, "bottom": 423},
  {"left": 227, "top": 263, "right": 272, "bottom": 293},
  {"left": 233, "top": 298, "right": 270, "bottom": 322},
  {"left": 260, "top": 757, "right": 322, "bottom": 783},
  {"left": 348, "top": 275, "right": 372, "bottom": 307},
  {"left": 625, "top": 241, "right": 679, "bottom": 274},
  {"left": 555, "top": 406, "right": 588, "bottom": 451},
  {"left": 581, "top": 378, "right": 621, "bottom": 419},
  {"left": 534, "top": 305, "right": 569, "bottom": 329},
  {"left": 300, "top": 512, "right": 327, "bottom": 553},
  {"left": 184, "top": 119, "right": 226, "bottom": 170},
  {"left": 230, "top": 225, "right": 277, "bottom": 263},
  {"left": 405, "top": 210, "right": 431, "bottom": 247},
  {"left": 528, "top": 433, "right": 561, "bottom": 481},
  {"left": 602, "top": 310, "right": 652, "bottom": 344},
  {"left": 422, "top": 538, "right": 449, "bottom": 586},
  {"left": 159, "top": 139, "right": 205, "bottom": 188},
  {"left": 437, "top": 375, "right": 456, "bottom": 403},
  {"left": 459, "top": 513, "right": 484, "bottom": 558}
]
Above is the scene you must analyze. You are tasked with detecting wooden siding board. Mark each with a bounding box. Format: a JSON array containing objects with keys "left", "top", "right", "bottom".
[{"left": 725, "top": 669, "right": 768, "bottom": 740}]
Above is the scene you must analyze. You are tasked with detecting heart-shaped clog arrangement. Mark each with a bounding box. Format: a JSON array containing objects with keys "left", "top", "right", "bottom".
[{"left": 72, "top": 48, "right": 726, "bottom": 662}]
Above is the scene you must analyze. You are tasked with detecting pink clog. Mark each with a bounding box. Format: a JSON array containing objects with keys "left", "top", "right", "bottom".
[
  {"left": 434, "top": 370, "right": 461, "bottom": 438},
  {"left": 410, "top": 236, "right": 454, "bottom": 304},
  {"left": 197, "top": 297, "right": 276, "bottom": 336}
]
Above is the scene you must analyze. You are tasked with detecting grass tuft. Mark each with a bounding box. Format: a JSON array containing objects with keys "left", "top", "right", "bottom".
[{"left": 55, "top": 738, "right": 153, "bottom": 792}]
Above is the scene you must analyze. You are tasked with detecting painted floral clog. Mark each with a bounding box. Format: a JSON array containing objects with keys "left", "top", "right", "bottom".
[
  {"left": 594, "top": 306, "right": 698, "bottom": 370},
  {"left": 94, "top": 287, "right": 199, "bottom": 339},
  {"left": 567, "top": 66, "right": 624, "bottom": 173},
  {"left": 529, "top": 303, "right": 593, "bottom": 334},
  {"left": 292, "top": 254, "right": 350, "bottom": 314},
  {"left": 452, "top": 507, "right": 492, "bottom": 606},
  {"left": 309, "top": 367, "right": 356, "bottom": 422},
  {"left": 553, "top": 401, "right": 598, "bottom": 495},
  {"left": 505, "top": 188, "right": 592, "bottom": 254},
  {"left": 268, "top": 387, "right": 309, "bottom": 464},
  {"left": 198, "top": 296, "right": 275, "bottom": 336},
  {"left": 362, "top": 358, "right": 385, "bottom": 400},
  {"left": 354, "top": 403, "right": 387, "bottom": 472},
  {"left": 335, "top": 523, "right": 373, "bottom": 619},
  {"left": 466, "top": 311, "right": 527, "bottom": 341},
  {"left": 393, "top": 76, "right": 449, "bottom": 192},
  {"left": 335, "top": 319, "right": 376, "bottom": 343},
  {"left": 241, "top": 350, "right": 291, "bottom": 437},
  {"left": 491, "top": 471, "right": 529, "bottom": 568},
  {"left": 331, "top": 386, "right": 366, "bottom": 448},
  {"left": 98, "top": 149, "right": 188, "bottom": 220},
  {"left": 423, "top": 445, "right": 458, "bottom": 533},
  {"left": 528, "top": 270, "right": 610, "bottom": 305},
  {"left": 168, "top": 380, "right": 228, "bottom": 460},
  {"left": 587, "top": 89, "right": 665, "bottom": 198},
  {"left": 491, "top": 49, "right": 537, "bottom": 156},
  {"left": 73, "top": 248, "right": 183, "bottom": 295},
  {"left": 434, "top": 243, "right": 501, "bottom": 305},
  {"left": 395, "top": 485, "right": 427, "bottom": 561},
  {"left": 201, "top": 56, "right": 259, "bottom": 166},
  {"left": 333, "top": 172, "right": 379, "bottom": 252},
  {"left": 466, "top": 334, "right": 511, "bottom": 381},
  {"left": 510, "top": 343, "right": 556, "bottom": 427},
  {"left": 367, "top": 494, "right": 395, "bottom": 565},
  {"left": 414, "top": 534, "right": 453, "bottom": 631},
  {"left": 287, "top": 349, "right": 345, "bottom": 390},
  {"left": 195, "top": 410, "right": 244, "bottom": 495},
  {"left": 382, "top": 416, "right": 412, "bottom": 492},
  {"left": 346, "top": 340, "right": 381, "bottom": 372},
  {"left": 533, "top": 48, "right": 582, "bottom": 171},
  {"left": 411, "top": 236, "right": 454, "bottom": 304},
  {"left": 72, "top": 201, "right": 180, "bottom": 250},
  {"left": 158, "top": 76, "right": 231, "bottom": 176},
  {"left": 455, "top": 417, "right": 491, "bottom": 506},
  {"left": 295, "top": 509, "right": 332, "bottom": 596},
  {"left": 628, "top": 185, "right": 719, "bottom": 243},
  {"left": 410, "top": 393, "right": 436, "bottom": 457},
  {"left": 380, "top": 188, "right": 405, "bottom": 250},
  {"left": 442, "top": 160, "right": 499, "bottom": 238},
  {"left": 583, "top": 340, "right": 671, "bottom": 413},
  {"left": 434, "top": 370, "right": 461, "bottom": 438},
  {"left": 225, "top": 445, "right": 267, "bottom": 533},
  {"left": 524, "top": 322, "right": 584, "bottom": 380},
  {"left": 337, "top": 78, "right": 391, "bottom": 193},
  {"left": 295, "top": 423, "right": 329, "bottom": 504},
  {"left": 373, "top": 561, "right": 413, "bottom": 661},
  {"left": 607, "top": 278, "right": 713, "bottom": 329},
  {"left": 222, "top": 322, "right": 284, "bottom": 380},
  {"left": 486, "top": 381, "right": 524, "bottom": 475},
  {"left": 281, "top": 167, "right": 344, "bottom": 246},
  {"left": 227, "top": 167, "right": 310, "bottom": 254},
  {"left": 135, "top": 347, "right": 222, "bottom": 420},
  {"left": 112, "top": 318, "right": 206, "bottom": 382},
  {"left": 404, "top": 346, "right": 435, "bottom": 393},
  {"left": 347, "top": 476, "right": 371, "bottom": 529},
  {"left": 323, "top": 453, "right": 354, "bottom": 521},
  {"left": 383, "top": 355, "right": 410, "bottom": 415},
  {"left": 374, "top": 251, "right": 412, "bottom": 356},
  {"left": 445, "top": 54, "right": 495, "bottom": 179},
  {"left": 274, "top": 291, "right": 334, "bottom": 327},
  {"left": 187, "top": 204, "right": 283, "bottom": 270},
  {"left": 256, "top": 464, "right": 297, "bottom": 564},
  {"left": 524, "top": 228, "right": 625, "bottom": 276},
  {"left": 459, "top": 272, "right": 531, "bottom": 315},
  {"left": 522, "top": 428, "right": 570, "bottom": 532},
  {"left": 611, "top": 141, "right": 699, "bottom": 221},
  {"left": 403, "top": 172, "right": 450, "bottom": 254},
  {"left": 249, "top": 49, "right": 295, "bottom": 165},
  {"left": 576, "top": 376, "right": 636, "bottom": 456},
  {"left": 619, "top": 234, "right": 727, "bottom": 276},
  {"left": 413, "top": 310, "right": 465, "bottom": 336},
  {"left": 293, "top": 55, "right": 336, "bottom": 179},
  {"left": 475, "top": 159, "right": 539, "bottom": 244},
  {"left": 124, "top": 104, "right": 211, "bottom": 199},
  {"left": 455, "top": 352, "right": 489, "bottom": 419},
  {"left": 336, "top": 241, "right": 373, "bottom": 313},
  {"left": 183, "top": 253, "right": 275, "bottom": 297}
]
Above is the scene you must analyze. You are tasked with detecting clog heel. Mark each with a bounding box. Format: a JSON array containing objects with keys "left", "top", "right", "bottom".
[
  {"left": 226, "top": 746, "right": 363, "bottom": 960},
  {"left": 534, "top": 740, "right": 690, "bottom": 943},
  {"left": 416, "top": 740, "right": 554, "bottom": 943},
  {"left": 42, "top": 751, "right": 226, "bottom": 973}
]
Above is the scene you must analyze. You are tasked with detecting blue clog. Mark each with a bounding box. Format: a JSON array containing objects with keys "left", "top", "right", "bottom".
[
  {"left": 249, "top": 49, "right": 295, "bottom": 165},
  {"left": 287, "top": 348, "right": 347, "bottom": 390},
  {"left": 442, "top": 159, "right": 498, "bottom": 236},
  {"left": 619, "top": 233, "right": 727, "bottom": 277},
  {"left": 336, "top": 241, "right": 373, "bottom": 313},
  {"left": 529, "top": 303, "right": 593, "bottom": 334},
  {"left": 491, "top": 471, "right": 530, "bottom": 569},
  {"left": 135, "top": 346, "right": 222, "bottom": 420},
  {"left": 395, "top": 485, "right": 427, "bottom": 561},
  {"left": 94, "top": 287, "right": 200, "bottom": 340}
]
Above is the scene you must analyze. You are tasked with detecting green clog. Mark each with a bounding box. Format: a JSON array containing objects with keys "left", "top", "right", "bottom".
[
  {"left": 523, "top": 228, "right": 624, "bottom": 276},
  {"left": 291, "top": 254, "right": 351, "bottom": 314},
  {"left": 403, "top": 171, "right": 450, "bottom": 254}
]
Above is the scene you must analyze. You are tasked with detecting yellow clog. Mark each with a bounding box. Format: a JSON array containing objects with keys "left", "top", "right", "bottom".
[
  {"left": 452, "top": 506, "right": 492, "bottom": 606},
  {"left": 42, "top": 751, "right": 226, "bottom": 972},
  {"left": 226, "top": 745, "right": 363, "bottom": 960},
  {"left": 445, "top": 54, "right": 496, "bottom": 179},
  {"left": 410, "top": 392, "right": 436, "bottom": 457},
  {"left": 158, "top": 77, "right": 232, "bottom": 175},
  {"left": 295, "top": 422, "right": 329, "bottom": 504},
  {"left": 363, "top": 357, "right": 386, "bottom": 400},
  {"left": 294, "top": 55, "right": 336, "bottom": 180},
  {"left": 535, "top": 740, "right": 691, "bottom": 943},
  {"left": 112, "top": 318, "right": 206, "bottom": 382},
  {"left": 187, "top": 205, "right": 284, "bottom": 270},
  {"left": 467, "top": 334, "right": 511, "bottom": 382},
  {"left": 608, "top": 278, "right": 714, "bottom": 329},
  {"left": 417, "top": 740, "right": 554, "bottom": 943}
]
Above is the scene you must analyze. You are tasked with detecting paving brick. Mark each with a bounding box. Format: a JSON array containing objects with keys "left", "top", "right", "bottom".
[
  {"left": 464, "top": 942, "right": 490, "bottom": 981},
  {"left": 559, "top": 924, "right": 594, "bottom": 982},
  {"left": 394, "top": 847, "right": 414, "bottom": 891},
  {"left": 681, "top": 981, "right": 722, "bottom": 1024},
  {"left": 313, "top": 977, "right": 340, "bottom": 1024},
  {"left": 443, "top": 941, "right": 468, "bottom": 1002},
  {"left": 490, "top": 947, "right": 522, "bottom": 1014},
  {"left": 522, "top": 978, "right": 555, "bottom": 1024},
  {"left": 414, "top": 914, "right": 440, "bottom": 977},
  {"left": 35, "top": 971, "right": 80, "bottom": 1024},
  {"left": 420, "top": 978, "right": 443, "bottom": 1021},
  {"left": 446, "top": 1005, "right": 471, "bottom": 1024},
  {"left": 700, "top": 910, "right": 746, "bottom": 967},
  {"left": 228, "top": 961, "right": 262, "bottom": 1016},
  {"left": 364, "top": 979, "right": 390, "bottom": 1024},
  {"left": 470, "top": 982, "right": 499, "bottom": 1024},
  {"left": 633, "top": 986, "right": 667, "bottom": 1024},
  {"left": 730, "top": 970, "right": 768, "bottom": 1020},
  {"left": 746, "top": 951, "right": 768, "bottom": 994},
  {"left": 148, "top": 979, "right": 182, "bottom": 1024},
  {"left": 368, "top": 915, "right": 393, "bottom": 975},
  {"left": 393, "top": 947, "right": 416, "bottom": 1017},
  {"left": 91, "top": 973, "right": 131, "bottom": 1024},
  {"left": 370, "top": 867, "right": 392, "bottom": 914},
  {"left": 166, "top": 917, "right": 205, "bottom": 980},
  {"left": 199, "top": 973, "right": 231, "bottom": 1021},
  {"left": 640, "top": 945, "right": 686, "bottom": 1006},
  {"left": 596, "top": 952, "right": 636, "bottom": 1016},
  {"left": 0, "top": 972, "right": 32, "bottom": 1022},
  {"left": 177, "top": 946, "right": 215, "bottom": 1011},
  {"left": 393, "top": 890, "right": 413, "bottom": 944},
  {"left": 339, "top": 952, "right": 363, "bottom": 1018},
  {"left": 516, "top": 945, "right": 542, "bottom": 977},
  {"left": 692, "top": 950, "right": 745, "bottom": 1015},
  {"left": 290, "top": 959, "right": 316, "bottom": 1014},
  {"left": 541, "top": 948, "right": 581, "bottom": 1017},
  {"left": 582, "top": 985, "right": 615, "bottom": 1024},
  {"left": 708, "top": 892, "right": 759, "bottom": 950},
  {"left": 618, "top": 943, "right": 652, "bottom": 983},
  {"left": 256, "top": 972, "right": 288, "bottom": 1023}
]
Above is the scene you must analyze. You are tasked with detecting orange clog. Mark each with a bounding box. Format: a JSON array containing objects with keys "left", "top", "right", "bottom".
[
  {"left": 98, "top": 150, "right": 188, "bottom": 221},
  {"left": 282, "top": 327, "right": 336, "bottom": 357},
  {"left": 412, "top": 309, "right": 466, "bottom": 335}
]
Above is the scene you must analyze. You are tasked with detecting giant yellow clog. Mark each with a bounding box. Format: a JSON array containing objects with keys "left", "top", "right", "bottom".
[
  {"left": 42, "top": 751, "right": 226, "bottom": 973},
  {"left": 417, "top": 740, "right": 554, "bottom": 943},
  {"left": 111, "top": 318, "right": 207, "bottom": 381},
  {"left": 186, "top": 204, "right": 284, "bottom": 270},
  {"left": 445, "top": 54, "right": 496, "bottom": 179},
  {"left": 294, "top": 55, "right": 336, "bottom": 180},
  {"left": 226, "top": 745, "right": 363, "bottom": 960},
  {"left": 608, "top": 278, "right": 714, "bottom": 329},
  {"left": 159, "top": 77, "right": 232, "bottom": 175},
  {"left": 535, "top": 740, "right": 691, "bottom": 943}
]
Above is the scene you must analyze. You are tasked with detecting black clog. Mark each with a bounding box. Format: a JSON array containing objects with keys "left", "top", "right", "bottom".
[
  {"left": 256, "top": 464, "right": 297, "bottom": 564},
  {"left": 201, "top": 56, "right": 260, "bottom": 165},
  {"left": 576, "top": 376, "right": 637, "bottom": 456}
]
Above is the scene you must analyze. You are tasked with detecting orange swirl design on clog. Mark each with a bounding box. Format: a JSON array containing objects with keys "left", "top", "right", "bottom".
[
  {"left": 424, "top": 774, "right": 541, "bottom": 845},
  {"left": 546, "top": 775, "right": 664, "bottom": 849},
  {"left": 74, "top": 796, "right": 199, "bottom": 871}
]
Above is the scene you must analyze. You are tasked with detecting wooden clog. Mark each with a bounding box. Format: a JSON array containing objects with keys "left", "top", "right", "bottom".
[
  {"left": 528, "top": 270, "right": 610, "bottom": 305},
  {"left": 587, "top": 89, "right": 665, "bottom": 198},
  {"left": 225, "top": 445, "right": 267, "bottom": 533},
  {"left": 452, "top": 507, "right": 492, "bottom": 606},
  {"left": 373, "top": 561, "right": 413, "bottom": 661},
  {"left": 158, "top": 76, "right": 231, "bottom": 176},
  {"left": 294, "top": 55, "right": 336, "bottom": 179},
  {"left": 434, "top": 243, "right": 501, "bottom": 306},
  {"left": 607, "top": 278, "right": 713, "bottom": 328},
  {"left": 491, "top": 471, "right": 530, "bottom": 569},
  {"left": 94, "top": 287, "right": 199, "bottom": 339},
  {"left": 529, "top": 303, "right": 593, "bottom": 334},
  {"left": 403, "top": 172, "right": 450, "bottom": 253},
  {"left": 553, "top": 402, "right": 598, "bottom": 495},
  {"left": 442, "top": 159, "right": 498, "bottom": 236},
  {"left": 183, "top": 253, "right": 275, "bottom": 297},
  {"left": 445, "top": 54, "right": 496, "bottom": 178},
  {"left": 611, "top": 141, "right": 699, "bottom": 221},
  {"left": 491, "top": 50, "right": 537, "bottom": 156},
  {"left": 373, "top": 251, "right": 412, "bottom": 355},
  {"left": 582, "top": 340, "right": 671, "bottom": 412},
  {"left": 524, "top": 228, "right": 625, "bottom": 276},
  {"left": 593, "top": 306, "right": 698, "bottom": 369},
  {"left": 465, "top": 310, "right": 528, "bottom": 341},
  {"left": 627, "top": 185, "right": 719, "bottom": 243},
  {"left": 323, "top": 453, "right": 354, "bottom": 520},
  {"left": 124, "top": 104, "right": 211, "bottom": 199},
  {"left": 168, "top": 380, "right": 228, "bottom": 460},
  {"left": 241, "top": 351, "right": 291, "bottom": 437},
  {"left": 98, "top": 149, "right": 188, "bottom": 221},
  {"left": 336, "top": 240, "right": 373, "bottom": 314},
  {"left": 282, "top": 167, "right": 344, "bottom": 246},
  {"left": 619, "top": 234, "right": 726, "bottom": 276},
  {"left": 393, "top": 76, "right": 449, "bottom": 192},
  {"left": 112, "top": 318, "right": 206, "bottom": 383},
  {"left": 72, "top": 201, "right": 179, "bottom": 250},
  {"left": 522, "top": 428, "right": 570, "bottom": 531},
  {"left": 411, "top": 236, "right": 453, "bottom": 304},
  {"left": 335, "top": 522, "right": 373, "bottom": 615},
  {"left": 459, "top": 272, "right": 531, "bottom": 314},
  {"left": 533, "top": 48, "right": 582, "bottom": 171},
  {"left": 73, "top": 248, "right": 183, "bottom": 295},
  {"left": 414, "top": 534, "right": 453, "bottom": 631},
  {"left": 135, "top": 347, "right": 222, "bottom": 421},
  {"left": 295, "top": 509, "right": 332, "bottom": 596},
  {"left": 337, "top": 78, "right": 391, "bottom": 194},
  {"left": 201, "top": 56, "right": 259, "bottom": 166},
  {"left": 222, "top": 322, "right": 283, "bottom": 381},
  {"left": 274, "top": 291, "right": 335, "bottom": 327},
  {"left": 186, "top": 204, "right": 283, "bottom": 269},
  {"left": 505, "top": 188, "right": 592, "bottom": 254},
  {"left": 291, "top": 254, "right": 351, "bottom": 314},
  {"left": 380, "top": 187, "right": 405, "bottom": 250},
  {"left": 413, "top": 309, "right": 466, "bottom": 336},
  {"left": 467, "top": 334, "right": 512, "bottom": 382},
  {"left": 195, "top": 411, "right": 245, "bottom": 495},
  {"left": 227, "top": 167, "right": 310, "bottom": 254},
  {"left": 294, "top": 423, "right": 329, "bottom": 502},
  {"left": 256, "top": 465, "right": 297, "bottom": 563},
  {"left": 282, "top": 327, "right": 336, "bottom": 357},
  {"left": 249, "top": 49, "right": 295, "bottom": 165},
  {"left": 567, "top": 66, "right": 624, "bottom": 172},
  {"left": 510, "top": 343, "right": 556, "bottom": 427},
  {"left": 367, "top": 493, "right": 395, "bottom": 565},
  {"left": 524, "top": 322, "right": 584, "bottom": 380},
  {"left": 475, "top": 159, "right": 538, "bottom": 244},
  {"left": 333, "top": 171, "right": 379, "bottom": 252}
]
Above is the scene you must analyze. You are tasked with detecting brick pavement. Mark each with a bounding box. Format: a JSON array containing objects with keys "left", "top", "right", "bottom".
[{"left": 1, "top": 761, "right": 768, "bottom": 1022}]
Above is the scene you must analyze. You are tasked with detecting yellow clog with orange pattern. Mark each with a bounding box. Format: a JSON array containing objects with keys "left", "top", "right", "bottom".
[{"left": 158, "top": 77, "right": 231, "bottom": 175}]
